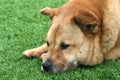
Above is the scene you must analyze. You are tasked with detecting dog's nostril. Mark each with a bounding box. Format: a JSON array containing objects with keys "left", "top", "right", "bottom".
[{"left": 42, "top": 61, "right": 52, "bottom": 72}]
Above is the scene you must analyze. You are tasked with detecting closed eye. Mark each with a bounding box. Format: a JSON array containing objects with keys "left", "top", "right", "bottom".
[{"left": 60, "top": 43, "right": 70, "bottom": 49}]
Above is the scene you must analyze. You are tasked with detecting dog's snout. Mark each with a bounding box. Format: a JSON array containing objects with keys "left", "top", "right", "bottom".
[{"left": 42, "top": 61, "right": 52, "bottom": 72}]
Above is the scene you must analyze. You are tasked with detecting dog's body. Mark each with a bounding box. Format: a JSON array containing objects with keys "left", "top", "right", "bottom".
[{"left": 23, "top": 0, "right": 120, "bottom": 73}]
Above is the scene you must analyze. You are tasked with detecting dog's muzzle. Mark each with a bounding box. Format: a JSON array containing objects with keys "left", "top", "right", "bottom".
[
  {"left": 41, "top": 60, "right": 64, "bottom": 73},
  {"left": 41, "top": 61, "right": 53, "bottom": 72},
  {"left": 41, "top": 60, "right": 78, "bottom": 73}
]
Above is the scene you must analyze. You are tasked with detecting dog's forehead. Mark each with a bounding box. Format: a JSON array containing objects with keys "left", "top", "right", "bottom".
[
  {"left": 47, "top": 20, "right": 84, "bottom": 45},
  {"left": 46, "top": 15, "right": 72, "bottom": 40},
  {"left": 46, "top": 2, "right": 93, "bottom": 43}
]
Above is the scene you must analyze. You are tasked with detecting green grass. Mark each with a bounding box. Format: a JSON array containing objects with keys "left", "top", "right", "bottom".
[{"left": 0, "top": 0, "right": 120, "bottom": 80}]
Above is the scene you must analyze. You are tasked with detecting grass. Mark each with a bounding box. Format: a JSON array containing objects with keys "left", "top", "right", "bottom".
[{"left": 0, "top": 0, "right": 120, "bottom": 80}]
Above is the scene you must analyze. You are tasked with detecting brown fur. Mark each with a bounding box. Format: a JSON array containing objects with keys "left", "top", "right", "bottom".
[{"left": 23, "top": 0, "right": 120, "bottom": 73}]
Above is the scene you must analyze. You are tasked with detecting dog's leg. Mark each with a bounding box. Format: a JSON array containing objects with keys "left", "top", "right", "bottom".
[
  {"left": 105, "top": 46, "right": 120, "bottom": 60},
  {"left": 23, "top": 43, "right": 48, "bottom": 58}
]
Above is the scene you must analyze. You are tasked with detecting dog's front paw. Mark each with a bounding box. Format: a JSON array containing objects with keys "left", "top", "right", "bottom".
[{"left": 23, "top": 49, "right": 35, "bottom": 59}]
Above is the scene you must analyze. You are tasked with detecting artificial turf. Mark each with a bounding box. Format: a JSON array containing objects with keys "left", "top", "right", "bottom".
[{"left": 0, "top": 0, "right": 120, "bottom": 80}]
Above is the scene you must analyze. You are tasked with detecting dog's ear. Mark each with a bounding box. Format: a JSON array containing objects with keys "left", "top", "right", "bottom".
[
  {"left": 40, "top": 7, "right": 60, "bottom": 19},
  {"left": 40, "top": 7, "right": 51, "bottom": 15},
  {"left": 74, "top": 19, "right": 99, "bottom": 33},
  {"left": 73, "top": 11, "right": 100, "bottom": 33}
]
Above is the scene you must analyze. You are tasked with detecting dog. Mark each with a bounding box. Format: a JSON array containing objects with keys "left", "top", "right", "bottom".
[{"left": 23, "top": 0, "right": 120, "bottom": 73}]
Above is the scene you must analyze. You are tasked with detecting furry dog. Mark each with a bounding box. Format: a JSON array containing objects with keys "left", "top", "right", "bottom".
[{"left": 23, "top": 0, "right": 120, "bottom": 73}]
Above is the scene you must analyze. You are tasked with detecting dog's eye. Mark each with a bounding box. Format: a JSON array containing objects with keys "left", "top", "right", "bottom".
[
  {"left": 47, "top": 41, "right": 50, "bottom": 46},
  {"left": 60, "top": 43, "right": 70, "bottom": 49}
]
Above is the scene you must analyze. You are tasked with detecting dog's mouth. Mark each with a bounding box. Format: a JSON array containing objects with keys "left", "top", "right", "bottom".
[{"left": 41, "top": 61, "right": 78, "bottom": 73}]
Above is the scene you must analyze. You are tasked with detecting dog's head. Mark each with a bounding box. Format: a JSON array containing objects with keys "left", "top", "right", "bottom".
[{"left": 40, "top": 0, "right": 103, "bottom": 73}]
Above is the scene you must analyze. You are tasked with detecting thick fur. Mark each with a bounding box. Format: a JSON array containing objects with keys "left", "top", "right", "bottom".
[{"left": 23, "top": 0, "right": 120, "bottom": 73}]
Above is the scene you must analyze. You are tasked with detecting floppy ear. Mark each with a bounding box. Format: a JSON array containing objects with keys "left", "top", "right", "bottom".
[
  {"left": 40, "top": 7, "right": 51, "bottom": 15},
  {"left": 73, "top": 12, "right": 100, "bottom": 33},
  {"left": 74, "top": 19, "right": 99, "bottom": 33},
  {"left": 40, "top": 7, "right": 59, "bottom": 19}
]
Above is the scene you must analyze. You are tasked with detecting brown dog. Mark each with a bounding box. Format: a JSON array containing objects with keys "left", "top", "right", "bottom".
[{"left": 23, "top": 0, "right": 120, "bottom": 73}]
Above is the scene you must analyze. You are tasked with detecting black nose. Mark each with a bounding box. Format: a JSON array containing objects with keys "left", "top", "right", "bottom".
[{"left": 42, "top": 61, "right": 52, "bottom": 72}]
